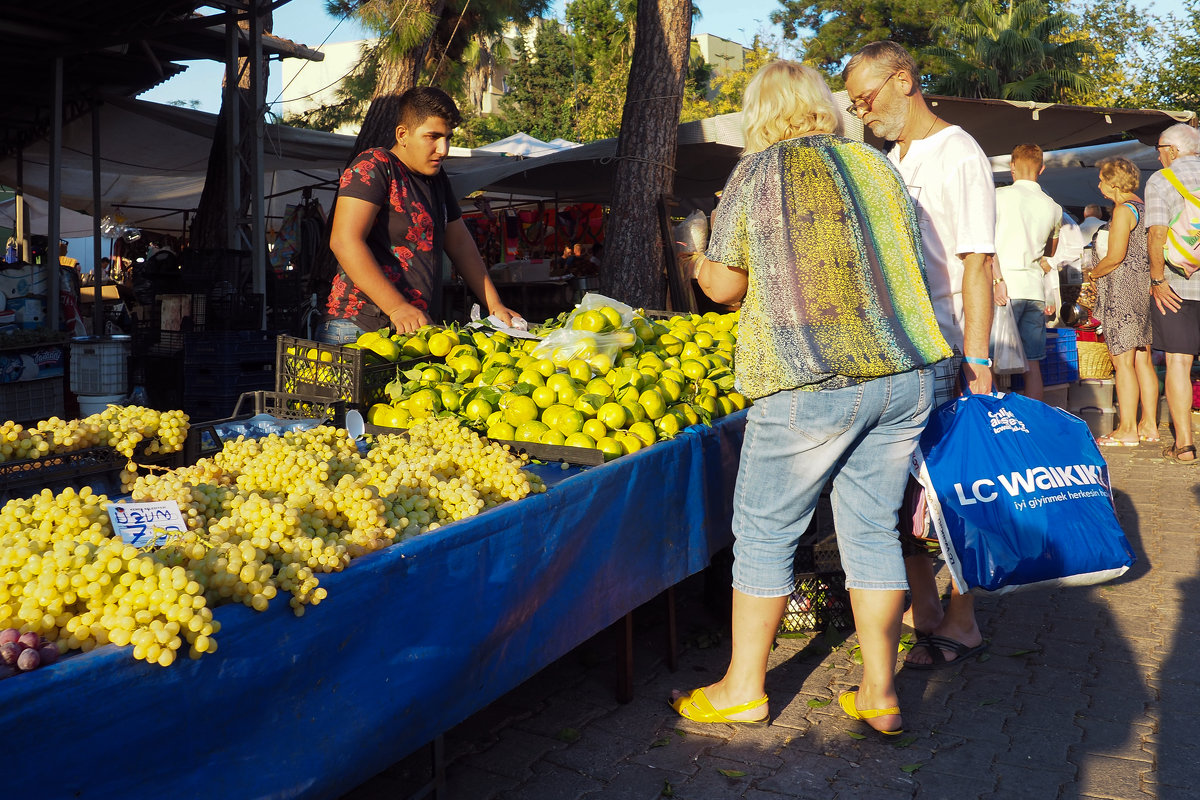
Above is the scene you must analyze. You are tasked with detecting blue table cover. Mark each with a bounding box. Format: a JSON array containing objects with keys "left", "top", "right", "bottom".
[{"left": 0, "top": 410, "right": 747, "bottom": 798}]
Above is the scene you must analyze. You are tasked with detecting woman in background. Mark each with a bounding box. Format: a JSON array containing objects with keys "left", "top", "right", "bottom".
[{"left": 1086, "top": 157, "right": 1158, "bottom": 445}]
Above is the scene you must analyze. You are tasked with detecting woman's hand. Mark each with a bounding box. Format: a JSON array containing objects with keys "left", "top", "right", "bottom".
[
  {"left": 992, "top": 280, "right": 1009, "bottom": 306},
  {"left": 488, "top": 304, "right": 525, "bottom": 328}
]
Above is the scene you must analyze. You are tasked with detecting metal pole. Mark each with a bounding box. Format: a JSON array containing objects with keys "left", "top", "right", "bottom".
[
  {"left": 47, "top": 57, "right": 62, "bottom": 331},
  {"left": 225, "top": 14, "right": 240, "bottom": 251},
  {"left": 92, "top": 101, "right": 104, "bottom": 336},
  {"left": 250, "top": 0, "right": 267, "bottom": 328}
]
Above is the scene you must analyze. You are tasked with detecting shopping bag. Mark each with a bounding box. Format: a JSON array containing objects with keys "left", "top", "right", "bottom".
[
  {"left": 908, "top": 392, "right": 1135, "bottom": 595},
  {"left": 1161, "top": 168, "right": 1200, "bottom": 279},
  {"left": 989, "top": 302, "right": 1028, "bottom": 375}
]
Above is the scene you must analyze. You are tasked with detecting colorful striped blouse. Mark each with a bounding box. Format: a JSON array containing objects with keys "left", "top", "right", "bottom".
[{"left": 706, "top": 133, "right": 952, "bottom": 400}]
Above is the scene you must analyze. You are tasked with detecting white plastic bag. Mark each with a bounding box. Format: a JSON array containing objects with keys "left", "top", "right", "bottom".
[
  {"left": 1043, "top": 268, "right": 1062, "bottom": 329},
  {"left": 990, "top": 302, "right": 1028, "bottom": 375},
  {"left": 673, "top": 209, "right": 709, "bottom": 253}
]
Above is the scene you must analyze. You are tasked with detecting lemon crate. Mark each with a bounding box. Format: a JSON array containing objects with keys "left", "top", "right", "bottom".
[{"left": 275, "top": 335, "right": 405, "bottom": 408}]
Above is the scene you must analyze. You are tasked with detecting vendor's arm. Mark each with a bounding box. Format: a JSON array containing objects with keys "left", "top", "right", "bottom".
[
  {"left": 445, "top": 218, "right": 520, "bottom": 325},
  {"left": 695, "top": 254, "right": 748, "bottom": 306},
  {"left": 1085, "top": 204, "right": 1133, "bottom": 281},
  {"left": 1147, "top": 225, "right": 1182, "bottom": 314},
  {"left": 961, "top": 251, "right": 994, "bottom": 395},
  {"left": 329, "top": 195, "right": 430, "bottom": 334}
]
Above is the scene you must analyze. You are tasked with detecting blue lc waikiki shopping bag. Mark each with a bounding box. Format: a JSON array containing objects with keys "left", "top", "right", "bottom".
[{"left": 909, "top": 392, "right": 1135, "bottom": 595}]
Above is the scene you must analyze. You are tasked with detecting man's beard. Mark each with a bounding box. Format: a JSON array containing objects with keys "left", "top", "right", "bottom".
[{"left": 869, "top": 105, "right": 909, "bottom": 143}]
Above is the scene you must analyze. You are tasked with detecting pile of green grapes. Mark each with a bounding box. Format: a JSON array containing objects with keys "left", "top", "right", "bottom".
[
  {"left": 0, "top": 417, "right": 545, "bottom": 668},
  {"left": 0, "top": 405, "right": 190, "bottom": 463}
]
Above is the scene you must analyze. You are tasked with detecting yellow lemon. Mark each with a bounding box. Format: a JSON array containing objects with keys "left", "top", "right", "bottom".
[
  {"left": 531, "top": 385, "right": 558, "bottom": 409},
  {"left": 502, "top": 394, "right": 539, "bottom": 426},
  {"left": 628, "top": 421, "right": 657, "bottom": 446},
  {"left": 515, "top": 420, "right": 550, "bottom": 443},
  {"left": 582, "top": 418, "right": 609, "bottom": 441},
  {"left": 427, "top": 331, "right": 454, "bottom": 357},
  {"left": 597, "top": 305, "right": 623, "bottom": 330},
  {"left": 464, "top": 396, "right": 493, "bottom": 423},
  {"left": 585, "top": 378, "right": 614, "bottom": 399},
  {"left": 518, "top": 369, "right": 546, "bottom": 387},
  {"left": 566, "top": 359, "right": 593, "bottom": 382},
  {"left": 564, "top": 432, "right": 596, "bottom": 449},
  {"left": 554, "top": 408, "right": 586, "bottom": 436},
  {"left": 574, "top": 393, "right": 607, "bottom": 416},
  {"left": 638, "top": 387, "right": 668, "bottom": 421},
  {"left": 597, "top": 402, "right": 628, "bottom": 431},
  {"left": 540, "top": 428, "right": 567, "bottom": 446},
  {"left": 654, "top": 412, "right": 682, "bottom": 439},
  {"left": 596, "top": 436, "right": 624, "bottom": 461},
  {"left": 572, "top": 309, "right": 609, "bottom": 332},
  {"left": 487, "top": 422, "right": 516, "bottom": 441},
  {"left": 680, "top": 359, "right": 708, "bottom": 380},
  {"left": 615, "top": 432, "right": 644, "bottom": 454}
]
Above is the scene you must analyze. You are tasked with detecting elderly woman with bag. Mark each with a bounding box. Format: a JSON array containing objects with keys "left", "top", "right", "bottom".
[
  {"left": 1086, "top": 157, "right": 1159, "bottom": 445},
  {"left": 671, "top": 60, "right": 951, "bottom": 736}
]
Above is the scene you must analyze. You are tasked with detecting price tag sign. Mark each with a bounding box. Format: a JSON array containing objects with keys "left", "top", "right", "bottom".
[{"left": 107, "top": 501, "right": 187, "bottom": 548}]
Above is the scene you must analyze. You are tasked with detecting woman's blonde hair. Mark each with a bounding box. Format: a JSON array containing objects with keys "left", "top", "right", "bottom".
[
  {"left": 1098, "top": 156, "right": 1140, "bottom": 193},
  {"left": 742, "top": 60, "right": 843, "bottom": 154}
]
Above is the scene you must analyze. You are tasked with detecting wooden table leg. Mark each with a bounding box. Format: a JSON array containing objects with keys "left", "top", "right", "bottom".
[
  {"left": 616, "top": 611, "right": 634, "bottom": 704},
  {"left": 665, "top": 585, "right": 678, "bottom": 672}
]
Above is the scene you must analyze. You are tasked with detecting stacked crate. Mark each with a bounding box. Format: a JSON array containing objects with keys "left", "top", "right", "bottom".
[{"left": 182, "top": 331, "right": 275, "bottom": 421}]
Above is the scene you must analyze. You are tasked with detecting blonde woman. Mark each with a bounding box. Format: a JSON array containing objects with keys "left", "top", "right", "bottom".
[
  {"left": 673, "top": 60, "right": 951, "bottom": 735},
  {"left": 1086, "top": 157, "right": 1158, "bottom": 445}
]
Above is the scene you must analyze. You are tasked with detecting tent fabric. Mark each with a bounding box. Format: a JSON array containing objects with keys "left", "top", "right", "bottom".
[
  {"left": 0, "top": 194, "right": 98, "bottom": 239},
  {"left": 990, "top": 139, "right": 1163, "bottom": 210},
  {"left": 0, "top": 410, "right": 746, "bottom": 799},
  {"left": 473, "top": 132, "right": 580, "bottom": 157}
]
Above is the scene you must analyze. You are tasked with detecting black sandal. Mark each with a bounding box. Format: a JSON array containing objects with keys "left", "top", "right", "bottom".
[{"left": 1162, "top": 444, "right": 1198, "bottom": 465}]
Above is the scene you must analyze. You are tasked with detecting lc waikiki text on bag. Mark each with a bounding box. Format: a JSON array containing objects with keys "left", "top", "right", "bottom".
[
  {"left": 1161, "top": 168, "right": 1200, "bottom": 279},
  {"left": 909, "top": 392, "right": 1135, "bottom": 595}
]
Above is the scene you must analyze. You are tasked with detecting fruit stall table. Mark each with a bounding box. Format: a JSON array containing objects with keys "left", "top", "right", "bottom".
[{"left": 0, "top": 409, "right": 748, "bottom": 799}]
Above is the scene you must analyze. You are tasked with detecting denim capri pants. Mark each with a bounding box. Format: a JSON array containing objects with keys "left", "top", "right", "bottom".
[{"left": 731, "top": 367, "right": 934, "bottom": 594}]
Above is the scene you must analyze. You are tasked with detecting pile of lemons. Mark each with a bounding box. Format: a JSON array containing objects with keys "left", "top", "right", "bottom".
[{"left": 366, "top": 307, "right": 748, "bottom": 460}]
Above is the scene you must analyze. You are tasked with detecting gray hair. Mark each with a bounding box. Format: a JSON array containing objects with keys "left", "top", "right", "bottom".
[
  {"left": 1160, "top": 123, "right": 1200, "bottom": 156},
  {"left": 842, "top": 41, "right": 919, "bottom": 84}
]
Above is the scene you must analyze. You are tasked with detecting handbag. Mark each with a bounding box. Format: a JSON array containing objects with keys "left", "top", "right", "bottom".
[
  {"left": 908, "top": 392, "right": 1135, "bottom": 595},
  {"left": 1161, "top": 168, "right": 1200, "bottom": 279},
  {"left": 989, "top": 302, "right": 1028, "bottom": 375}
]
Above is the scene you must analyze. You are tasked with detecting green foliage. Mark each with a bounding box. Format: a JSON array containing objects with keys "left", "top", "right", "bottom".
[
  {"left": 501, "top": 22, "right": 579, "bottom": 141},
  {"left": 680, "top": 37, "right": 779, "bottom": 121},
  {"left": 927, "top": 0, "right": 1095, "bottom": 101},
  {"left": 771, "top": 0, "right": 966, "bottom": 87},
  {"left": 1141, "top": 0, "right": 1200, "bottom": 112},
  {"left": 1062, "top": 0, "right": 1163, "bottom": 107}
]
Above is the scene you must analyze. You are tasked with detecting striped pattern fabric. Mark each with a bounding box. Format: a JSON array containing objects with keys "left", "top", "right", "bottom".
[{"left": 707, "top": 134, "right": 952, "bottom": 401}]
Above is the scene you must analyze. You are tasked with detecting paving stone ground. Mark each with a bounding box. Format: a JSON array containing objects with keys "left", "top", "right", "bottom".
[{"left": 344, "top": 419, "right": 1200, "bottom": 800}]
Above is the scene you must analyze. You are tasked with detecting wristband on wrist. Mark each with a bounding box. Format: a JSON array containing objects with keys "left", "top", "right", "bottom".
[
  {"left": 963, "top": 355, "right": 992, "bottom": 367},
  {"left": 1151, "top": 277, "right": 1166, "bottom": 286}
]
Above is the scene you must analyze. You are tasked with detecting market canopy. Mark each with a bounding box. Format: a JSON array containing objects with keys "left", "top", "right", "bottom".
[{"left": 450, "top": 96, "right": 1194, "bottom": 211}]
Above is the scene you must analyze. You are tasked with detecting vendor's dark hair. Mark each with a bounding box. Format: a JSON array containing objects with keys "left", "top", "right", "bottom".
[{"left": 397, "top": 87, "right": 461, "bottom": 130}]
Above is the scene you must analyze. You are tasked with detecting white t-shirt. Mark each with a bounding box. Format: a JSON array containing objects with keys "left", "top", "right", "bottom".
[
  {"left": 1077, "top": 215, "right": 1104, "bottom": 242},
  {"left": 1055, "top": 212, "right": 1087, "bottom": 283},
  {"left": 887, "top": 125, "right": 996, "bottom": 349},
  {"left": 994, "top": 179, "right": 1062, "bottom": 301}
]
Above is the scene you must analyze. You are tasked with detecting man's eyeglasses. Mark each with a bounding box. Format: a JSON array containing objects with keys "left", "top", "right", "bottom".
[
  {"left": 1156, "top": 144, "right": 1177, "bottom": 153},
  {"left": 847, "top": 73, "right": 898, "bottom": 117}
]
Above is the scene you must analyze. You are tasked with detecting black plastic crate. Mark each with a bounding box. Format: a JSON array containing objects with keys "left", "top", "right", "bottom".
[
  {"left": 184, "top": 368, "right": 273, "bottom": 399},
  {"left": 184, "top": 330, "right": 275, "bottom": 367},
  {"left": 232, "top": 390, "right": 345, "bottom": 423},
  {"left": 181, "top": 249, "right": 252, "bottom": 294},
  {"left": 275, "top": 334, "right": 408, "bottom": 408},
  {"left": 779, "top": 572, "right": 852, "bottom": 634},
  {"left": 206, "top": 293, "right": 264, "bottom": 331}
]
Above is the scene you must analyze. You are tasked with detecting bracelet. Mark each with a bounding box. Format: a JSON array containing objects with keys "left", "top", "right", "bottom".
[
  {"left": 1151, "top": 277, "right": 1166, "bottom": 286},
  {"left": 963, "top": 355, "right": 992, "bottom": 367},
  {"left": 992, "top": 278, "right": 1005, "bottom": 286}
]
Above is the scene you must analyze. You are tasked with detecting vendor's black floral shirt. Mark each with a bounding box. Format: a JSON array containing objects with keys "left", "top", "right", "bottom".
[{"left": 325, "top": 147, "right": 460, "bottom": 327}]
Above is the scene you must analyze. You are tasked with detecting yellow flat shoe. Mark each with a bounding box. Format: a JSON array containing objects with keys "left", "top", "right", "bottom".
[
  {"left": 838, "top": 690, "right": 903, "bottom": 736},
  {"left": 670, "top": 687, "right": 769, "bottom": 725}
]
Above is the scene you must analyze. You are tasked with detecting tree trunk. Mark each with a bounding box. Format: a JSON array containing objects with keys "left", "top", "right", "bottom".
[
  {"left": 351, "top": 0, "right": 446, "bottom": 155},
  {"left": 600, "top": 0, "right": 691, "bottom": 310},
  {"left": 304, "top": 0, "right": 444, "bottom": 300},
  {"left": 191, "top": 11, "right": 272, "bottom": 249}
]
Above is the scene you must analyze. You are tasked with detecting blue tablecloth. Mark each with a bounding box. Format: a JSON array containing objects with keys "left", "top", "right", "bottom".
[{"left": 0, "top": 411, "right": 747, "bottom": 798}]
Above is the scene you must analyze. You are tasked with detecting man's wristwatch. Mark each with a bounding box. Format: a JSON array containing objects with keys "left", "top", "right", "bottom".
[{"left": 1151, "top": 277, "right": 1166, "bottom": 286}]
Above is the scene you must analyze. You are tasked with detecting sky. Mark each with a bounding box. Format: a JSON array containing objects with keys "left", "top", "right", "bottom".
[{"left": 142, "top": 0, "right": 1192, "bottom": 113}]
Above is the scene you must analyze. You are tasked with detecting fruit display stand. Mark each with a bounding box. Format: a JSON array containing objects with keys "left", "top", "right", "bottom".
[{"left": 0, "top": 409, "right": 748, "bottom": 799}]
